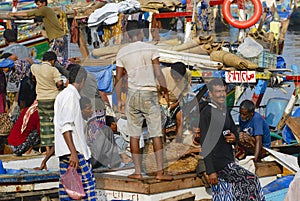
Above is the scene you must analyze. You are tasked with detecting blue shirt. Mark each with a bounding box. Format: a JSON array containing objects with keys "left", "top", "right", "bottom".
[
  {"left": 3, "top": 43, "right": 30, "bottom": 59},
  {"left": 239, "top": 112, "right": 271, "bottom": 148}
]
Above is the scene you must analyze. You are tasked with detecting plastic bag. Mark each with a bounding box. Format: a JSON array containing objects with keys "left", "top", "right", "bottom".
[
  {"left": 61, "top": 166, "right": 86, "bottom": 200},
  {"left": 237, "top": 37, "right": 263, "bottom": 58}
]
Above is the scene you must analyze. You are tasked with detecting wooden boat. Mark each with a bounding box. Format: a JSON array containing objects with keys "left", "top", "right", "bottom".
[{"left": 0, "top": 155, "right": 59, "bottom": 200}]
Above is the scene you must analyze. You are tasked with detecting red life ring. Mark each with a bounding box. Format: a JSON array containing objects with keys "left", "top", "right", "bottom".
[{"left": 222, "top": 0, "right": 262, "bottom": 29}]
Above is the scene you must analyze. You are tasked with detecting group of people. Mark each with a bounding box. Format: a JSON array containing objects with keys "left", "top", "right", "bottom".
[{"left": 0, "top": 0, "right": 275, "bottom": 199}]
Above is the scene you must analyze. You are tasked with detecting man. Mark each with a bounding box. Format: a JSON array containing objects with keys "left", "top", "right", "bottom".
[
  {"left": 199, "top": 78, "right": 265, "bottom": 200},
  {"left": 115, "top": 20, "right": 172, "bottom": 180},
  {"left": 8, "top": 0, "right": 68, "bottom": 64},
  {"left": 3, "top": 29, "right": 32, "bottom": 61},
  {"left": 54, "top": 64, "right": 96, "bottom": 200},
  {"left": 8, "top": 100, "right": 40, "bottom": 156},
  {"left": 238, "top": 99, "right": 271, "bottom": 162},
  {"left": 31, "top": 51, "right": 63, "bottom": 155},
  {"left": 159, "top": 62, "right": 191, "bottom": 143},
  {"left": 285, "top": 153, "right": 300, "bottom": 201}
]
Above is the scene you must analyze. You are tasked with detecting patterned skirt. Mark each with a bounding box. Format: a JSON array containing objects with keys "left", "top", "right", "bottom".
[
  {"left": 212, "top": 162, "right": 266, "bottom": 201},
  {"left": 59, "top": 153, "right": 96, "bottom": 201},
  {"left": 38, "top": 100, "right": 55, "bottom": 147}
]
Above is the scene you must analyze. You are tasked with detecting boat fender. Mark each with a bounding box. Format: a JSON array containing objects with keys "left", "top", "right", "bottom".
[{"left": 222, "top": 0, "right": 262, "bottom": 29}]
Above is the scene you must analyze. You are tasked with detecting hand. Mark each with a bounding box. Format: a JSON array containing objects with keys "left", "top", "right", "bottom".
[
  {"left": 207, "top": 172, "right": 218, "bottom": 185},
  {"left": 169, "top": 101, "right": 179, "bottom": 111},
  {"left": 7, "top": 12, "right": 13, "bottom": 17},
  {"left": 224, "top": 132, "right": 236, "bottom": 144},
  {"left": 118, "top": 100, "right": 125, "bottom": 114},
  {"left": 69, "top": 153, "right": 79, "bottom": 169},
  {"left": 34, "top": 161, "right": 48, "bottom": 171}
]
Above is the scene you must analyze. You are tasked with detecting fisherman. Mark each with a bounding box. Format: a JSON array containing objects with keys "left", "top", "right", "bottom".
[
  {"left": 30, "top": 51, "right": 63, "bottom": 156},
  {"left": 199, "top": 78, "right": 265, "bottom": 200},
  {"left": 54, "top": 64, "right": 96, "bottom": 200},
  {"left": 237, "top": 99, "right": 271, "bottom": 162},
  {"left": 159, "top": 62, "right": 191, "bottom": 143},
  {"left": 8, "top": 0, "right": 68, "bottom": 65},
  {"left": 115, "top": 20, "right": 172, "bottom": 180}
]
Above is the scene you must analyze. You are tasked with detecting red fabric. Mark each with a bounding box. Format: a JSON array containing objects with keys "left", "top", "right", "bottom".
[{"left": 8, "top": 107, "right": 40, "bottom": 146}]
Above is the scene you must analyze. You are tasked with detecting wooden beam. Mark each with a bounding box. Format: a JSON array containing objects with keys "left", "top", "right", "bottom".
[
  {"left": 255, "top": 161, "right": 282, "bottom": 177},
  {"left": 94, "top": 173, "right": 203, "bottom": 194},
  {"left": 285, "top": 116, "right": 300, "bottom": 142}
]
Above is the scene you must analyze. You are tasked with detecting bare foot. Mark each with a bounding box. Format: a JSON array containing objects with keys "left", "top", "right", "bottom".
[
  {"left": 156, "top": 174, "right": 173, "bottom": 181},
  {"left": 128, "top": 173, "right": 143, "bottom": 180}
]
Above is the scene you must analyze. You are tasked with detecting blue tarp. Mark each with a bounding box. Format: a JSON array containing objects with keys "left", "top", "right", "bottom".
[{"left": 84, "top": 64, "right": 115, "bottom": 93}]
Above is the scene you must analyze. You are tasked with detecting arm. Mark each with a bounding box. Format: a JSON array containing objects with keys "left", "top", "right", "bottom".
[
  {"left": 63, "top": 130, "right": 79, "bottom": 169},
  {"left": 56, "top": 80, "right": 64, "bottom": 91},
  {"left": 8, "top": 11, "right": 28, "bottom": 17},
  {"left": 115, "top": 66, "right": 125, "bottom": 113},
  {"left": 35, "top": 146, "right": 55, "bottom": 170},
  {"left": 254, "top": 135, "right": 263, "bottom": 162},
  {"left": 152, "top": 58, "right": 169, "bottom": 104}
]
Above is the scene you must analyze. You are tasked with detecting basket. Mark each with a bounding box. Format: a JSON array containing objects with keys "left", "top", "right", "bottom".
[
  {"left": 0, "top": 113, "right": 13, "bottom": 135},
  {"left": 236, "top": 50, "right": 277, "bottom": 68},
  {"left": 142, "top": 142, "right": 200, "bottom": 175}
]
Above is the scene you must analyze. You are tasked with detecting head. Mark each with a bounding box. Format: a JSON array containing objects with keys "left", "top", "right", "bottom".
[
  {"left": 67, "top": 64, "right": 87, "bottom": 91},
  {"left": 170, "top": 62, "right": 187, "bottom": 82},
  {"left": 80, "top": 96, "right": 93, "bottom": 120},
  {"left": 106, "top": 116, "right": 117, "bottom": 133},
  {"left": 0, "top": 53, "right": 16, "bottom": 73},
  {"left": 207, "top": 78, "right": 227, "bottom": 107},
  {"left": 3, "top": 29, "right": 18, "bottom": 44},
  {"left": 1, "top": 52, "right": 17, "bottom": 61},
  {"left": 42, "top": 51, "right": 57, "bottom": 66},
  {"left": 126, "top": 20, "right": 143, "bottom": 41},
  {"left": 239, "top": 100, "right": 255, "bottom": 122},
  {"left": 34, "top": 0, "right": 47, "bottom": 7}
]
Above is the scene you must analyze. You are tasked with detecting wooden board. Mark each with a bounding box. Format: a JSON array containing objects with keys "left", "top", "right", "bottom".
[
  {"left": 255, "top": 161, "right": 282, "bottom": 177},
  {"left": 94, "top": 170, "right": 203, "bottom": 195}
]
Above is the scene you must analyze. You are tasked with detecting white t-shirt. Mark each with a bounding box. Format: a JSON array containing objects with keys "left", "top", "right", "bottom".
[
  {"left": 116, "top": 41, "right": 160, "bottom": 91},
  {"left": 54, "top": 84, "right": 91, "bottom": 160}
]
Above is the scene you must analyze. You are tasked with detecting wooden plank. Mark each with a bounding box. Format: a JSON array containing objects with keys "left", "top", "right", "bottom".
[
  {"left": 94, "top": 172, "right": 203, "bottom": 194},
  {"left": 255, "top": 161, "right": 282, "bottom": 177},
  {"left": 285, "top": 116, "right": 300, "bottom": 142},
  {"left": 160, "top": 192, "right": 195, "bottom": 201}
]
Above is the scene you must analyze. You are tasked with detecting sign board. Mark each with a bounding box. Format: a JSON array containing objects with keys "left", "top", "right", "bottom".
[{"left": 225, "top": 71, "right": 256, "bottom": 83}]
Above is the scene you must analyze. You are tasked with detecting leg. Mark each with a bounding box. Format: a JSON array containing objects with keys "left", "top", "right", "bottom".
[
  {"left": 175, "top": 110, "right": 183, "bottom": 143},
  {"left": 152, "top": 136, "right": 173, "bottom": 181},
  {"left": 128, "top": 136, "right": 142, "bottom": 179}
]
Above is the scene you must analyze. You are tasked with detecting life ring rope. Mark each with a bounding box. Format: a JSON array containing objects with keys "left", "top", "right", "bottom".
[{"left": 222, "top": 0, "right": 262, "bottom": 29}]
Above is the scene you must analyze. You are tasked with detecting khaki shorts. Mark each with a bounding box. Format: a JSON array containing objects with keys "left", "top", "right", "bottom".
[{"left": 126, "top": 90, "right": 162, "bottom": 138}]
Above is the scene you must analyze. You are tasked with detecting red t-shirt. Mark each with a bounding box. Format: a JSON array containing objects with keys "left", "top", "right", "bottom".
[{"left": 8, "top": 108, "right": 40, "bottom": 146}]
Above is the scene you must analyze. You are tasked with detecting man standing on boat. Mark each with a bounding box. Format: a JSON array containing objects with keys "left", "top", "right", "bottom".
[
  {"left": 54, "top": 64, "right": 96, "bottom": 200},
  {"left": 115, "top": 20, "right": 172, "bottom": 181},
  {"left": 8, "top": 0, "right": 68, "bottom": 65},
  {"left": 199, "top": 78, "right": 265, "bottom": 200},
  {"left": 237, "top": 99, "right": 271, "bottom": 162},
  {"left": 30, "top": 51, "right": 63, "bottom": 156},
  {"left": 159, "top": 62, "right": 191, "bottom": 143}
]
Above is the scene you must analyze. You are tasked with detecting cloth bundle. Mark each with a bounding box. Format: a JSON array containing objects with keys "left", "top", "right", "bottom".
[{"left": 210, "top": 50, "right": 258, "bottom": 69}]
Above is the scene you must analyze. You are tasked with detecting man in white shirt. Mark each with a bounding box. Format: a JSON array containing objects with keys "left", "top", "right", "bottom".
[{"left": 54, "top": 64, "right": 96, "bottom": 200}]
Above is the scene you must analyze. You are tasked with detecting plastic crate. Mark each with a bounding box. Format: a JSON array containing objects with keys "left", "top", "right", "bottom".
[{"left": 237, "top": 51, "right": 277, "bottom": 68}]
